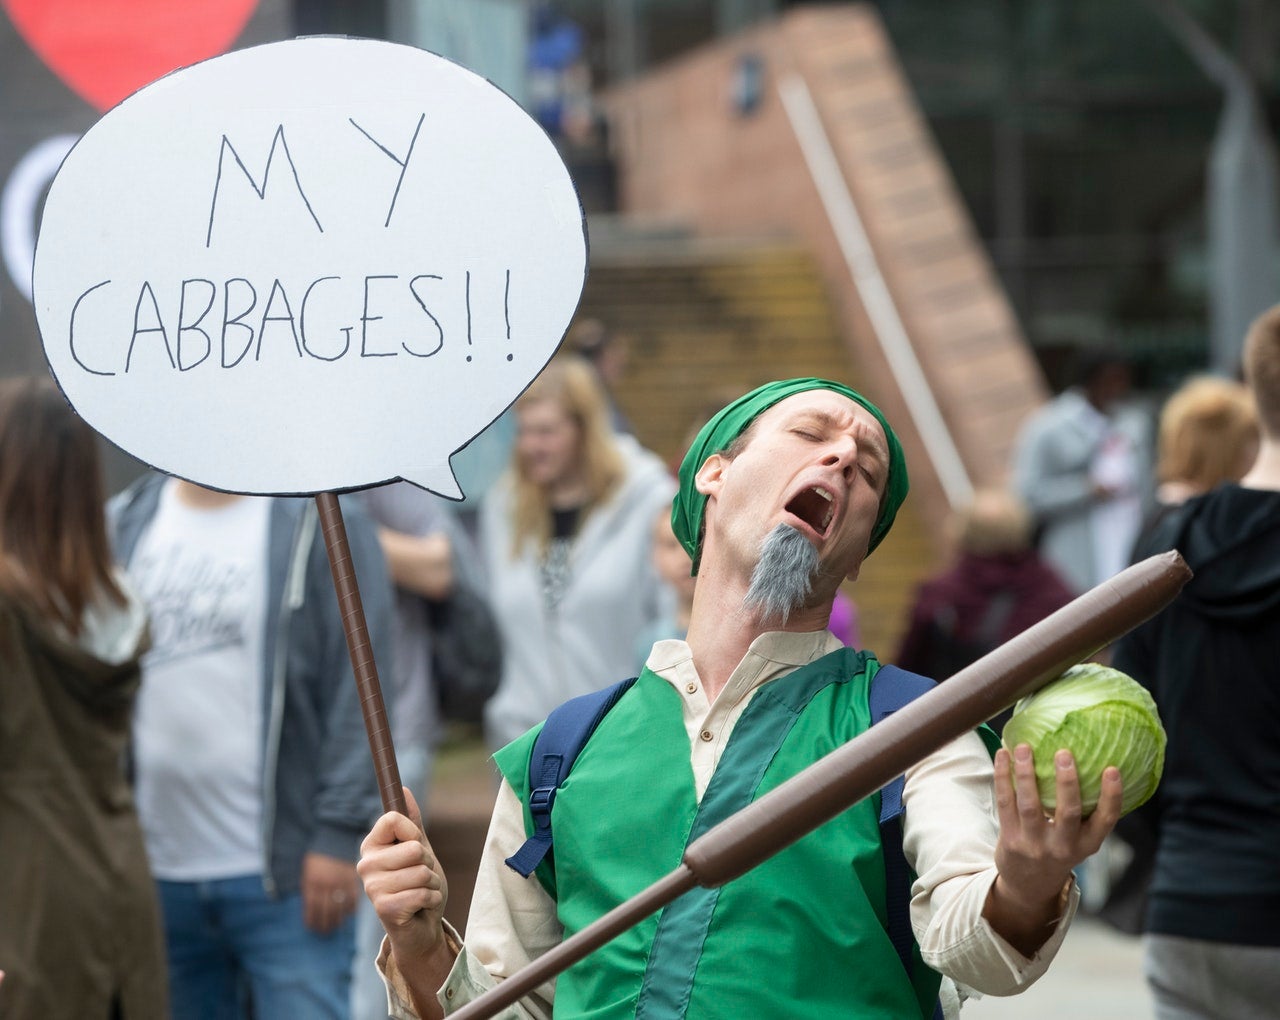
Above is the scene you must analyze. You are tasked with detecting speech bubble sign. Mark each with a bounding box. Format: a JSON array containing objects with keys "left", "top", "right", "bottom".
[{"left": 33, "top": 36, "right": 586, "bottom": 498}]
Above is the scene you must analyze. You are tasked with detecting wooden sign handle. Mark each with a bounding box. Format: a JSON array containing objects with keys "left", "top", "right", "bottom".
[{"left": 315, "top": 492, "right": 406, "bottom": 816}]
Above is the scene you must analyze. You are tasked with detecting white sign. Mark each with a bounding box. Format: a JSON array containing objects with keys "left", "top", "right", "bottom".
[{"left": 34, "top": 37, "right": 586, "bottom": 498}]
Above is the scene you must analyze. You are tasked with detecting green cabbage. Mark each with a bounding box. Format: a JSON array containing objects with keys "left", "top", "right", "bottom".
[{"left": 1001, "top": 663, "right": 1166, "bottom": 816}]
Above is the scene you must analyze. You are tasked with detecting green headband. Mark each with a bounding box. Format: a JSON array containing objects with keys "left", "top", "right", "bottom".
[{"left": 672, "top": 378, "right": 909, "bottom": 572}]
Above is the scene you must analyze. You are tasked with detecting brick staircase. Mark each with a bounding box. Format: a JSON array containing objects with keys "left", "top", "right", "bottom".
[
  {"left": 601, "top": 3, "right": 1051, "bottom": 531},
  {"left": 425, "top": 733, "right": 499, "bottom": 933},
  {"left": 577, "top": 230, "right": 937, "bottom": 660}
]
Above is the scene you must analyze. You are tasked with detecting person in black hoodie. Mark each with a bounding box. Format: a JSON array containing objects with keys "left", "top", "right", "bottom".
[{"left": 1112, "top": 305, "right": 1280, "bottom": 1020}]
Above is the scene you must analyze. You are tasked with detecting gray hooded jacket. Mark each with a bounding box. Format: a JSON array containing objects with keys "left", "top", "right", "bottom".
[{"left": 110, "top": 474, "right": 392, "bottom": 895}]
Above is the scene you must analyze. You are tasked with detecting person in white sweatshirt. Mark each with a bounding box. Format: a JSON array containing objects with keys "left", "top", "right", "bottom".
[{"left": 478, "top": 353, "right": 675, "bottom": 750}]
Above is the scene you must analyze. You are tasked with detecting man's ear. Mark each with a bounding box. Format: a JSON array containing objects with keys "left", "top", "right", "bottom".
[{"left": 694, "top": 453, "right": 726, "bottom": 497}]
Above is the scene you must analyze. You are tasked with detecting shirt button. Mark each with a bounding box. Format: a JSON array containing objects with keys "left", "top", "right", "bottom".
[
  {"left": 445, "top": 987, "right": 455, "bottom": 1000},
  {"left": 700, "top": 730, "right": 714, "bottom": 742},
  {"left": 686, "top": 683, "right": 698, "bottom": 694}
]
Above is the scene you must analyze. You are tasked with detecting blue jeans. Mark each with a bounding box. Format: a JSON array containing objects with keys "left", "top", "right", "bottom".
[{"left": 158, "top": 875, "right": 354, "bottom": 1020}]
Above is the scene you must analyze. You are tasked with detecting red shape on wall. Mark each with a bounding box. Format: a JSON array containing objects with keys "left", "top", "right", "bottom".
[{"left": 2, "top": 0, "right": 259, "bottom": 111}]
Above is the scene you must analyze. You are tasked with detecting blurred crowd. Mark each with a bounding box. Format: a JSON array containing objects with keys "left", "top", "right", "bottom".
[{"left": 2, "top": 299, "right": 1277, "bottom": 1020}]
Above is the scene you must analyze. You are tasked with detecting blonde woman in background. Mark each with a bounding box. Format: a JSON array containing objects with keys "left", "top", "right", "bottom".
[{"left": 480, "top": 354, "right": 676, "bottom": 749}]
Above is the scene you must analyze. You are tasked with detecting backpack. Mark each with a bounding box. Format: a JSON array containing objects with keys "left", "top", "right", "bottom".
[
  {"left": 916, "top": 592, "right": 1015, "bottom": 733},
  {"left": 424, "top": 583, "right": 503, "bottom": 726},
  {"left": 505, "top": 665, "right": 944, "bottom": 1020},
  {"left": 916, "top": 591, "right": 1015, "bottom": 684}
]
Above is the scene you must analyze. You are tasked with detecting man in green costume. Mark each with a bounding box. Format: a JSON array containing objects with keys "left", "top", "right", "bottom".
[{"left": 359, "top": 379, "right": 1124, "bottom": 1019}]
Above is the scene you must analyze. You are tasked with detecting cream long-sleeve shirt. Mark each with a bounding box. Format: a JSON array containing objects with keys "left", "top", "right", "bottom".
[{"left": 381, "top": 630, "right": 1078, "bottom": 1019}]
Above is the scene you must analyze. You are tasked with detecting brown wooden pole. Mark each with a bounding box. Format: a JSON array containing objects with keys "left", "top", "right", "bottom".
[
  {"left": 449, "top": 867, "right": 698, "bottom": 1020},
  {"left": 682, "top": 548, "right": 1190, "bottom": 887},
  {"left": 315, "top": 492, "right": 406, "bottom": 816},
  {"left": 449, "top": 550, "right": 1191, "bottom": 1020}
]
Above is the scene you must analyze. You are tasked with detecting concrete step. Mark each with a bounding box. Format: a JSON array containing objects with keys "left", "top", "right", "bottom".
[{"left": 425, "top": 730, "right": 499, "bottom": 932}]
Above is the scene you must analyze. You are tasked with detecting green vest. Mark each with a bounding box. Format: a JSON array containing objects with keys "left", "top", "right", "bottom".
[{"left": 495, "top": 648, "right": 944, "bottom": 1019}]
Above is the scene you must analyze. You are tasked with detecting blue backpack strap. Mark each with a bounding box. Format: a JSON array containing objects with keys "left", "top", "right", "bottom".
[
  {"left": 872, "top": 664, "right": 944, "bottom": 1020},
  {"left": 504, "top": 676, "right": 639, "bottom": 878}
]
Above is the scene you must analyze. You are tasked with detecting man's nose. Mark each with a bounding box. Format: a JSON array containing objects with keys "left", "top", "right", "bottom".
[{"left": 820, "top": 436, "right": 858, "bottom": 479}]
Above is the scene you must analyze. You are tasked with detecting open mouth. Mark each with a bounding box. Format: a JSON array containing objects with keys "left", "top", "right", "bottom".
[{"left": 785, "top": 486, "right": 835, "bottom": 538}]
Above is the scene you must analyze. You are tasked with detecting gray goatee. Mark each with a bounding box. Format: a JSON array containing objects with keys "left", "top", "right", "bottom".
[{"left": 743, "top": 523, "right": 820, "bottom": 625}]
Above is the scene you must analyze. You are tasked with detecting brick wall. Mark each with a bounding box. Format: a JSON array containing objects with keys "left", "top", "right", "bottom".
[{"left": 602, "top": 3, "right": 1049, "bottom": 550}]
